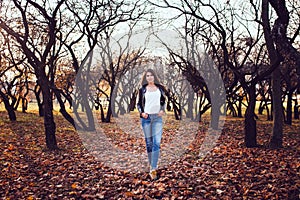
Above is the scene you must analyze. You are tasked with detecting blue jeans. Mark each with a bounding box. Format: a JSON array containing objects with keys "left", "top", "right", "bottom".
[{"left": 141, "top": 114, "right": 163, "bottom": 170}]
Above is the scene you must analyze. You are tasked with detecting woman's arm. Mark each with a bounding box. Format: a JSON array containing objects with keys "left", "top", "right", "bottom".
[{"left": 136, "top": 87, "right": 144, "bottom": 117}]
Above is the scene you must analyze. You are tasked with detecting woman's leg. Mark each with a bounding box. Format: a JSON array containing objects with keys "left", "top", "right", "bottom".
[
  {"left": 141, "top": 117, "right": 153, "bottom": 166},
  {"left": 150, "top": 116, "right": 163, "bottom": 170}
]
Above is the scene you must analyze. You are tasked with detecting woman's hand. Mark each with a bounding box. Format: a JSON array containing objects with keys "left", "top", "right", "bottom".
[
  {"left": 141, "top": 112, "right": 148, "bottom": 119},
  {"left": 158, "top": 110, "right": 165, "bottom": 117}
]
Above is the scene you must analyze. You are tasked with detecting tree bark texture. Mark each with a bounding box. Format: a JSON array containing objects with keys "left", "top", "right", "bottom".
[
  {"left": 269, "top": 67, "right": 283, "bottom": 148},
  {"left": 244, "top": 85, "right": 257, "bottom": 147},
  {"left": 262, "top": 0, "right": 284, "bottom": 148},
  {"left": 40, "top": 78, "right": 58, "bottom": 150}
]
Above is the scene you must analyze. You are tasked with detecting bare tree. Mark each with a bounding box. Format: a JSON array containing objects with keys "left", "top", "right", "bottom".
[
  {"left": 0, "top": 0, "right": 68, "bottom": 150},
  {"left": 96, "top": 25, "right": 145, "bottom": 122},
  {"left": 261, "top": 0, "right": 300, "bottom": 148},
  {"left": 0, "top": 0, "right": 149, "bottom": 149},
  {"left": 62, "top": 0, "right": 148, "bottom": 128},
  {"left": 0, "top": 25, "right": 34, "bottom": 120},
  {"left": 0, "top": 33, "right": 16, "bottom": 120}
]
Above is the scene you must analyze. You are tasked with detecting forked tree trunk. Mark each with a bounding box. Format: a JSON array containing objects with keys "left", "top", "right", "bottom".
[{"left": 0, "top": 91, "right": 16, "bottom": 121}]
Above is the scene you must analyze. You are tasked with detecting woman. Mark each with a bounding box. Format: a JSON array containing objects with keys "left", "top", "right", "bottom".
[{"left": 137, "top": 69, "right": 166, "bottom": 180}]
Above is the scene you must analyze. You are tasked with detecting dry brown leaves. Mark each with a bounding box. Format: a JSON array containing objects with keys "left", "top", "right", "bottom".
[{"left": 0, "top": 111, "right": 299, "bottom": 199}]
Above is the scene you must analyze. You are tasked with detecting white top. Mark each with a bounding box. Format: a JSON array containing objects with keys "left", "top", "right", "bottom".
[{"left": 144, "top": 89, "right": 161, "bottom": 114}]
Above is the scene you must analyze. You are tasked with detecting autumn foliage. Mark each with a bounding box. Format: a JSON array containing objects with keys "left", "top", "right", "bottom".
[{"left": 0, "top": 110, "right": 299, "bottom": 199}]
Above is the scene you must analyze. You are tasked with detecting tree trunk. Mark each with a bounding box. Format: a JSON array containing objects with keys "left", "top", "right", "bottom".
[
  {"left": 128, "top": 90, "right": 137, "bottom": 112},
  {"left": 258, "top": 101, "right": 264, "bottom": 115},
  {"left": 53, "top": 88, "right": 76, "bottom": 128},
  {"left": 15, "top": 96, "right": 21, "bottom": 110},
  {"left": 22, "top": 98, "right": 28, "bottom": 113},
  {"left": 73, "top": 75, "right": 95, "bottom": 131},
  {"left": 211, "top": 101, "right": 219, "bottom": 130},
  {"left": 105, "top": 103, "right": 112, "bottom": 123},
  {"left": 83, "top": 100, "right": 95, "bottom": 131},
  {"left": 105, "top": 85, "right": 114, "bottom": 123},
  {"left": 269, "top": 67, "right": 283, "bottom": 149},
  {"left": 227, "top": 101, "right": 237, "bottom": 117},
  {"left": 237, "top": 96, "right": 243, "bottom": 118},
  {"left": 172, "top": 102, "right": 181, "bottom": 120},
  {"left": 99, "top": 104, "right": 105, "bottom": 122},
  {"left": 40, "top": 78, "right": 58, "bottom": 150},
  {"left": 244, "top": 85, "right": 257, "bottom": 147},
  {"left": 285, "top": 90, "right": 293, "bottom": 125},
  {"left": 186, "top": 91, "right": 194, "bottom": 119},
  {"left": 0, "top": 91, "right": 16, "bottom": 121},
  {"left": 34, "top": 84, "right": 44, "bottom": 117},
  {"left": 262, "top": 0, "right": 284, "bottom": 149}
]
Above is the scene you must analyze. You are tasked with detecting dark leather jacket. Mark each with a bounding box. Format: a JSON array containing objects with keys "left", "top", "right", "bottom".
[{"left": 137, "top": 84, "right": 166, "bottom": 117}]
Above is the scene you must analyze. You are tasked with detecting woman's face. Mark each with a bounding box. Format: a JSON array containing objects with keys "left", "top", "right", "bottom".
[{"left": 146, "top": 72, "right": 154, "bottom": 84}]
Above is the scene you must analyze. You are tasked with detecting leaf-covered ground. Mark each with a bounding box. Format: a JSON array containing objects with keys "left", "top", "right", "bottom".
[{"left": 0, "top": 110, "right": 299, "bottom": 200}]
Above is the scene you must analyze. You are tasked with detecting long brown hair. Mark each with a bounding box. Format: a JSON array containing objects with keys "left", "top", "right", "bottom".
[{"left": 140, "top": 69, "right": 162, "bottom": 86}]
